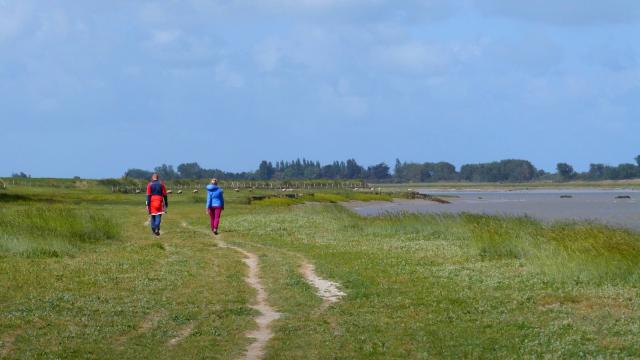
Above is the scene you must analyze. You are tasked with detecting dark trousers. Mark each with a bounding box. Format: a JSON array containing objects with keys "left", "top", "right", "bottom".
[{"left": 150, "top": 214, "right": 162, "bottom": 230}]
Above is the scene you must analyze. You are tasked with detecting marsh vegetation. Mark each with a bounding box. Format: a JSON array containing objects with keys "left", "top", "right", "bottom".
[{"left": 1, "top": 183, "right": 639, "bottom": 358}]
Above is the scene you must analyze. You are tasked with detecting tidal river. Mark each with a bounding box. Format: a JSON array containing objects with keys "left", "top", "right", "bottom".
[{"left": 344, "top": 189, "right": 640, "bottom": 231}]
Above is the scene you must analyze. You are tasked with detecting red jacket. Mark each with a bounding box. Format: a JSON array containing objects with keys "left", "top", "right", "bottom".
[{"left": 146, "top": 180, "right": 168, "bottom": 215}]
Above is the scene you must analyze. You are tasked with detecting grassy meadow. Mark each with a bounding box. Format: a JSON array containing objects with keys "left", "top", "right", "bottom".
[{"left": 1, "top": 183, "right": 640, "bottom": 358}]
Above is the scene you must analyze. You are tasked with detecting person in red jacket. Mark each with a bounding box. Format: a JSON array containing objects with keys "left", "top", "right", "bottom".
[{"left": 146, "top": 173, "right": 168, "bottom": 236}]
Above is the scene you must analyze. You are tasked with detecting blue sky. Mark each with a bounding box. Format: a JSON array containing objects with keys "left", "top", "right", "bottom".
[{"left": 1, "top": 0, "right": 639, "bottom": 178}]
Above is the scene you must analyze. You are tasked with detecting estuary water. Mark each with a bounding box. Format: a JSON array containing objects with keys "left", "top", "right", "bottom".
[{"left": 344, "top": 189, "right": 640, "bottom": 231}]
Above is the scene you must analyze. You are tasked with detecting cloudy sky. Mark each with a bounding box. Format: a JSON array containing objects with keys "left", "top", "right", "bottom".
[{"left": 1, "top": 0, "right": 639, "bottom": 178}]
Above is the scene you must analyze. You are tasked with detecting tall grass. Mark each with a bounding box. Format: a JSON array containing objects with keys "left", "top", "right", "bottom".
[
  {"left": 462, "top": 214, "right": 640, "bottom": 284},
  {"left": 0, "top": 206, "right": 121, "bottom": 257}
]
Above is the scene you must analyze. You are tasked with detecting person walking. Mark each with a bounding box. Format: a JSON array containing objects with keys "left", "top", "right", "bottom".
[
  {"left": 146, "top": 173, "right": 168, "bottom": 236},
  {"left": 206, "top": 178, "right": 224, "bottom": 235}
]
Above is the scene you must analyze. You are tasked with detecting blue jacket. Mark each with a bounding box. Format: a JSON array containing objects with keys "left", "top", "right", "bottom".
[{"left": 206, "top": 184, "right": 224, "bottom": 208}]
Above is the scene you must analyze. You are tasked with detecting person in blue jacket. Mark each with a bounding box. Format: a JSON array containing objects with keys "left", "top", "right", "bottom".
[{"left": 206, "top": 178, "right": 224, "bottom": 235}]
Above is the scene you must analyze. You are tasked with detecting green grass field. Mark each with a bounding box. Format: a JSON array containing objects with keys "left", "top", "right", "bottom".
[{"left": 1, "top": 184, "right": 640, "bottom": 358}]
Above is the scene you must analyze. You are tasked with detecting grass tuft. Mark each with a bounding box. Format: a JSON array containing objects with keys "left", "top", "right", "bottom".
[
  {"left": 0, "top": 206, "right": 121, "bottom": 257},
  {"left": 461, "top": 214, "right": 640, "bottom": 284}
]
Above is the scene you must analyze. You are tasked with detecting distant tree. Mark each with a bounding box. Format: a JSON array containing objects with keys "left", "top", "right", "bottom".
[
  {"left": 154, "top": 164, "right": 178, "bottom": 180},
  {"left": 556, "top": 163, "right": 576, "bottom": 181},
  {"left": 428, "top": 162, "right": 458, "bottom": 181},
  {"left": 124, "top": 168, "right": 153, "bottom": 180},
  {"left": 201, "top": 167, "right": 229, "bottom": 180},
  {"left": 500, "top": 160, "right": 537, "bottom": 182},
  {"left": 303, "top": 166, "right": 321, "bottom": 179},
  {"left": 11, "top": 172, "right": 30, "bottom": 178},
  {"left": 603, "top": 166, "right": 620, "bottom": 180},
  {"left": 617, "top": 163, "right": 639, "bottom": 179},
  {"left": 394, "top": 159, "right": 403, "bottom": 179},
  {"left": 345, "top": 159, "right": 364, "bottom": 179},
  {"left": 177, "top": 162, "right": 204, "bottom": 179},
  {"left": 122, "top": 155, "right": 640, "bottom": 183},
  {"left": 320, "top": 164, "right": 338, "bottom": 179},
  {"left": 587, "top": 164, "right": 606, "bottom": 180},
  {"left": 459, "top": 160, "right": 535, "bottom": 182},
  {"left": 367, "top": 163, "right": 391, "bottom": 180},
  {"left": 403, "top": 163, "right": 424, "bottom": 182},
  {"left": 256, "top": 160, "right": 275, "bottom": 180}
]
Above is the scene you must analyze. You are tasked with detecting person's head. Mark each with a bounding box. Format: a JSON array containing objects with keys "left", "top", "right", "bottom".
[
  {"left": 211, "top": 178, "right": 218, "bottom": 185},
  {"left": 151, "top": 173, "right": 159, "bottom": 181}
]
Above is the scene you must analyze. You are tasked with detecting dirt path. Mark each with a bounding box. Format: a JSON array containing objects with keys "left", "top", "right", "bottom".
[
  {"left": 223, "top": 243, "right": 281, "bottom": 360},
  {"left": 114, "top": 311, "right": 165, "bottom": 347},
  {"left": 167, "top": 322, "right": 195, "bottom": 348},
  {"left": 300, "top": 262, "right": 346, "bottom": 310},
  {"left": 0, "top": 330, "right": 20, "bottom": 357},
  {"left": 182, "top": 222, "right": 281, "bottom": 360},
  {"left": 229, "top": 241, "right": 347, "bottom": 310}
]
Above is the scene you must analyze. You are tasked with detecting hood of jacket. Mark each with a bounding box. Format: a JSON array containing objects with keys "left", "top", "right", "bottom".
[{"left": 206, "top": 184, "right": 219, "bottom": 192}]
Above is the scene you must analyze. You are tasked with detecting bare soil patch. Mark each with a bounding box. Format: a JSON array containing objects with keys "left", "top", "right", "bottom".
[
  {"left": 167, "top": 322, "right": 195, "bottom": 348},
  {"left": 300, "top": 262, "right": 346, "bottom": 309},
  {"left": 0, "top": 330, "right": 20, "bottom": 357}
]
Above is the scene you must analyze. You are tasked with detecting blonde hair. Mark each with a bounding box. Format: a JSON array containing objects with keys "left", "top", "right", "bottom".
[{"left": 211, "top": 178, "right": 218, "bottom": 185}]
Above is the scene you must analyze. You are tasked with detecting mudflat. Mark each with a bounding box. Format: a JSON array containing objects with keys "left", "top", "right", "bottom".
[{"left": 345, "top": 189, "right": 640, "bottom": 230}]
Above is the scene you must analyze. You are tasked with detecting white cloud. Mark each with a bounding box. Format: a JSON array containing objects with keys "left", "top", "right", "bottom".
[
  {"left": 474, "top": 0, "right": 640, "bottom": 25},
  {"left": 0, "top": 1, "right": 34, "bottom": 41},
  {"left": 253, "top": 39, "right": 283, "bottom": 72},
  {"left": 273, "top": 0, "right": 455, "bottom": 21},
  {"left": 150, "top": 29, "right": 181, "bottom": 46},
  {"left": 214, "top": 62, "right": 245, "bottom": 88},
  {"left": 317, "top": 79, "right": 369, "bottom": 119},
  {"left": 341, "top": 95, "right": 369, "bottom": 118},
  {"left": 34, "top": 8, "right": 70, "bottom": 40},
  {"left": 588, "top": 42, "right": 638, "bottom": 71},
  {"left": 373, "top": 42, "right": 453, "bottom": 74},
  {"left": 178, "top": 0, "right": 456, "bottom": 24},
  {"left": 143, "top": 31, "right": 220, "bottom": 69}
]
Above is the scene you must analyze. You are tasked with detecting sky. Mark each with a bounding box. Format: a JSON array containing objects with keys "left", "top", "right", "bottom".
[{"left": 1, "top": 0, "right": 639, "bottom": 178}]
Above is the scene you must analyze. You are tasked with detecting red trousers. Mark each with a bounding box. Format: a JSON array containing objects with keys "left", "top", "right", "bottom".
[{"left": 208, "top": 206, "right": 222, "bottom": 231}]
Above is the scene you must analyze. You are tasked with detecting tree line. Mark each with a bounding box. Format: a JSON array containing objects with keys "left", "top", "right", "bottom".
[
  {"left": 556, "top": 156, "right": 640, "bottom": 181},
  {"left": 122, "top": 155, "right": 640, "bottom": 182}
]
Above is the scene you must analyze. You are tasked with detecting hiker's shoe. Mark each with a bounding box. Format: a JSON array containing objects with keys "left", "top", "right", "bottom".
[
  {"left": 213, "top": 229, "right": 218, "bottom": 235},
  {"left": 154, "top": 228, "right": 160, "bottom": 236}
]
